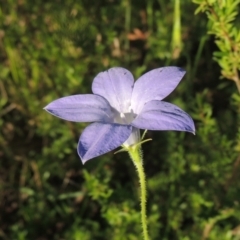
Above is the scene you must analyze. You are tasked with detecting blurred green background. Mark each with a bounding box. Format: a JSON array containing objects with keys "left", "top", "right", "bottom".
[{"left": 1, "top": 0, "right": 240, "bottom": 239}]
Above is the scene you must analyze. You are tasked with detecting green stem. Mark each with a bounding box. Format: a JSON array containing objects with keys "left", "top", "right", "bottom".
[
  {"left": 128, "top": 147, "right": 150, "bottom": 240},
  {"left": 172, "top": 0, "right": 182, "bottom": 59}
]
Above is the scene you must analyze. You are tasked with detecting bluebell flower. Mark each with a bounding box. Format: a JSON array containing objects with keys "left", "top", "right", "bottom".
[{"left": 44, "top": 67, "right": 195, "bottom": 163}]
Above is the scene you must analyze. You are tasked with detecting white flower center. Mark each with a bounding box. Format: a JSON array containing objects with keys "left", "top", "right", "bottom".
[
  {"left": 114, "top": 109, "right": 135, "bottom": 125},
  {"left": 113, "top": 108, "right": 140, "bottom": 147}
]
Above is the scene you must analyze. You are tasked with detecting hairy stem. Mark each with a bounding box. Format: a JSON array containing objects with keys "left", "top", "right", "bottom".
[{"left": 128, "top": 147, "right": 150, "bottom": 240}]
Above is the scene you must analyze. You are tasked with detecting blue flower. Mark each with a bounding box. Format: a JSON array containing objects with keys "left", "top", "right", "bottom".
[{"left": 44, "top": 67, "right": 195, "bottom": 163}]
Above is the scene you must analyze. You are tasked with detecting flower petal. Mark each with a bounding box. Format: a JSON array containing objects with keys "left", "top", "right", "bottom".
[
  {"left": 132, "top": 100, "right": 195, "bottom": 133},
  {"left": 123, "top": 127, "right": 140, "bottom": 147},
  {"left": 131, "top": 67, "right": 186, "bottom": 113},
  {"left": 44, "top": 94, "right": 113, "bottom": 122},
  {"left": 78, "top": 122, "right": 132, "bottom": 163},
  {"left": 92, "top": 67, "right": 134, "bottom": 113}
]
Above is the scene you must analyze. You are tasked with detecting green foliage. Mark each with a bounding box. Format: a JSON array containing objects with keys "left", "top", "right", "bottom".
[
  {"left": 193, "top": 0, "right": 240, "bottom": 92},
  {"left": 1, "top": 0, "right": 240, "bottom": 240}
]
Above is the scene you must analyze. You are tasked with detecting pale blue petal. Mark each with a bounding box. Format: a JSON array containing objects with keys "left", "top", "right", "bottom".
[
  {"left": 44, "top": 94, "right": 113, "bottom": 122},
  {"left": 122, "top": 127, "right": 140, "bottom": 147},
  {"left": 92, "top": 67, "right": 134, "bottom": 113},
  {"left": 78, "top": 122, "right": 132, "bottom": 163},
  {"left": 131, "top": 67, "right": 186, "bottom": 114},
  {"left": 132, "top": 100, "right": 195, "bottom": 133}
]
